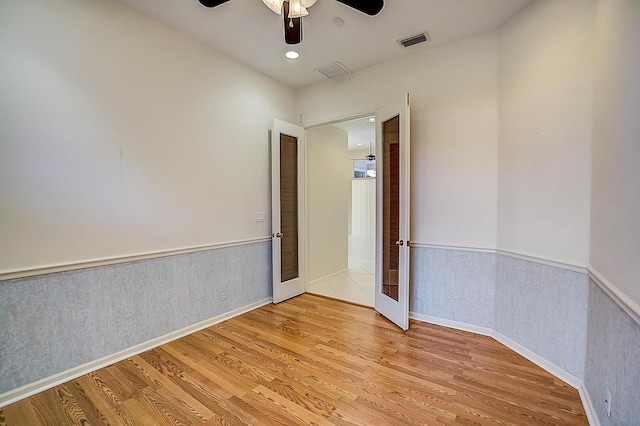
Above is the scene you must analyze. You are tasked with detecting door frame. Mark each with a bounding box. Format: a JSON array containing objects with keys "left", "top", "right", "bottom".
[
  {"left": 297, "top": 97, "right": 410, "bottom": 331},
  {"left": 301, "top": 112, "right": 377, "bottom": 284}
]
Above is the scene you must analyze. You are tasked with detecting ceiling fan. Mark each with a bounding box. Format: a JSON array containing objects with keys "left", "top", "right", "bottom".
[
  {"left": 364, "top": 142, "right": 376, "bottom": 161},
  {"left": 198, "top": 0, "right": 384, "bottom": 45},
  {"left": 350, "top": 142, "right": 376, "bottom": 178},
  {"left": 351, "top": 142, "right": 376, "bottom": 162}
]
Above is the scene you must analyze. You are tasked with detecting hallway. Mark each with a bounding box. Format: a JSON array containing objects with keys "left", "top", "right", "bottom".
[{"left": 307, "top": 236, "right": 375, "bottom": 306}]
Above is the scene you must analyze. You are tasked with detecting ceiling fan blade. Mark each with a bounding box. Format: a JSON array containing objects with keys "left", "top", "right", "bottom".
[
  {"left": 283, "top": 1, "right": 302, "bottom": 45},
  {"left": 336, "top": 0, "right": 384, "bottom": 16},
  {"left": 198, "top": 0, "right": 230, "bottom": 8}
]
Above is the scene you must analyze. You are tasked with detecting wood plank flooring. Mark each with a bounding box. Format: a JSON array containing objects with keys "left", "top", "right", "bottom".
[{"left": 0, "top": 294, "right": 588, "bottom": 425}]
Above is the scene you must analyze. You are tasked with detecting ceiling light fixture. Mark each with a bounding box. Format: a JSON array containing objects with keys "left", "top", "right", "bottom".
[
  {"left": 285, "top": 50, "right": 300, "bottom": 59},
  {"left": 288, "top": 0, "right": 308, "bottom": 18},
  {"left": 196, "top": 0, "right": 384, "bottom": 45},
  {"left": 262, "top": 0, "right": 316, "bottom": 16},
  {"left": 262, "top": 0, "right": 284, "bottom": 14}
]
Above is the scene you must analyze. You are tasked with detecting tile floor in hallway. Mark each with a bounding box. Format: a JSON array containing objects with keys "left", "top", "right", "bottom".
[{"left": 306, "top": 259, "right": 375, "bottom": 307}]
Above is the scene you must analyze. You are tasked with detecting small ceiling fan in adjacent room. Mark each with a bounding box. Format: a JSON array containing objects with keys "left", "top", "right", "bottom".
[
  {"left": 366, "top": 143, "right": 375, "bottom": 161},
  {"left": 197, "top": 0, "right": 384, "bottom": 44},
  {"left": 349, "top": 144, "right": 376, "bottom": 163},
  {"left": 351, "top": 143, "right": 376, "bottom": 178}
]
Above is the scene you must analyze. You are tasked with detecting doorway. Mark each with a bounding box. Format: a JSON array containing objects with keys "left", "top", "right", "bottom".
[
  {"left": 273, "top": 95, "right": 410, "bottom": 329},
  {"left": 305, "top": 116, "right": 376, "bottom": 306}
]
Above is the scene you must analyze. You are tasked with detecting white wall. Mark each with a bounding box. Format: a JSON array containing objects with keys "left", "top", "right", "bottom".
[
  {"left": 306, "top": 126, "right": 350, "bottom": 282},
  {"left": 0, "top": 0, "right": 295, "bottom": 273},
  {"left": 297, "top": 33, "right": 499, "bottom": 250},
  {"left": 590, "top": 0, "right": 640, "bottom": 312},
  {"left": 350, "top": 179, "right": 376, "bottom": 265},
  {"left": 351, "top": 179, "right": 375, "bottom": 237},
  {"left": 497, "top": 0, "right": 594, "bottom": 267},
  {"left": 586, "top": 4, "right": 640, "bottom": 423},
  {"left": 349, "top": 148, "right": 373, "bottom": 162}
]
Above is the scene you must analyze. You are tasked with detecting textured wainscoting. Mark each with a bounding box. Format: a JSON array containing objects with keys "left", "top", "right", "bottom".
[
  {"left": 410, "top": 247, "right": 590, "bottom": 381},
  {"left": 410, "top": 246, "right": 496, "bottom": 329},
  {"left": 584, "top": 279, "right": 640, "bottom": 425},
  {"left": 495, "top": 254, "right": 589, "bottom": 379},
  {"left": 406, "top": 245, "right": 640, "bottom": 425},
  {"left": 0, "top": 241, "right": 271, "bottom": 395}
]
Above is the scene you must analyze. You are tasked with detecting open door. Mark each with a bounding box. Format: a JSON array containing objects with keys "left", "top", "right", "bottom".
[
  {"left": 271, "top": 119, "right": 306, "bottom": 303},
  {"left": 375, "top": 94, "right": 411, "bottom": 330}
]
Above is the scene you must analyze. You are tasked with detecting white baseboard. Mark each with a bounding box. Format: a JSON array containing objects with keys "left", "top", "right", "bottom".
[
  {"left": 306, "top": 268, "right": 349, "bottom": 286},
  {"left": 410, "top": 312, "right": 582, "bottom": 387},
  {"left": 3, "top": 303, "right": 600, "bottom": 426},
  {"left": 490, "top": 330, "right": 582, "bottom": 389},
  {"left": 579, "top": 383, "right": 601, "bottom": 426},
  {"left": 409, "top": 313, "right": 583, "bottom": 385},
  {"left": 409, "top": 312, "right": 493, "bottom": 337},
  {"left": 0, "top": 298, "right": 272, "bottom": 408}
]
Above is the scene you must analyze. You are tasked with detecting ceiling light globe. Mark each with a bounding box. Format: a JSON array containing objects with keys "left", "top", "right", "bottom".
[
  {"left": 288, "top": 0, "right": 308, "bottom": 18},
  {"left": 262, "top": 0, "right": 284, "bottom": 14}
]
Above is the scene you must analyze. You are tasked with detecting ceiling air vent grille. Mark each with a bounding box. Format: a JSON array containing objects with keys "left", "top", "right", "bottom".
[
  {"left": 398, "top": 31, "right": 431, "bottom": 48},
  {"left": 315, "top": 62, "right": 352, "bottom": 79}
]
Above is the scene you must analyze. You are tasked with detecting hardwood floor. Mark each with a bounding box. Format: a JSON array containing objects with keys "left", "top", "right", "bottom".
[{"left": 0, "top": 294, "right": 588, "bottom": 425}]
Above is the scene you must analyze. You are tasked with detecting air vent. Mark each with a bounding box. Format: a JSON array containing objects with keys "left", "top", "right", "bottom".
[
  {"left": 315, "top": 62, "right": 352, "bottom": 79},
  {"left": 398, "top": 31, "right": 431, "bottom": 48}
]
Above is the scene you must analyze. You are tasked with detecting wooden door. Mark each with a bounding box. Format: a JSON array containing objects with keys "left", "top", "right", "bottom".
[
  {"left": 271, "top": 119, "right": 306, "bottom": 303},
  {"left": 374, "top": 94, "right": 411, "bottom": 330}
]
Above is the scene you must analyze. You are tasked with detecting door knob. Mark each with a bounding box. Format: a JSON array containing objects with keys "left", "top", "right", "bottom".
[
  {"left": 395, "top": 240, "right": 404, "bottom": 246},
  {"left": 275, "top": 232, "right": 284, "bottom": 238}
]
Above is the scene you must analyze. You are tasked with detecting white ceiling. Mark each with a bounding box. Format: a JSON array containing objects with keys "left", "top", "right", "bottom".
[
  {"left": 117, "top": 0, "right": 531, "bottom": 88},
  {"left": 332, "top": 115, "right": 375, "bottom": 151}
]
